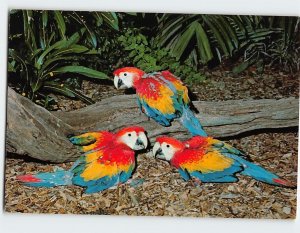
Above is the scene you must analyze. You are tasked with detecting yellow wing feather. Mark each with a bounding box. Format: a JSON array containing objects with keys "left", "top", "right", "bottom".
[{"left": 183, "top": 150, "right": 234, "bottom": 173}]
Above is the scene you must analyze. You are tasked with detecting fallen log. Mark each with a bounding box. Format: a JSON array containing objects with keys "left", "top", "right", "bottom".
[
  {"left": 6, "top": 87, "right": 299, "bottom": 162},
  {"left": 6, "top": 87, "right": 81, "bottom": 162}
]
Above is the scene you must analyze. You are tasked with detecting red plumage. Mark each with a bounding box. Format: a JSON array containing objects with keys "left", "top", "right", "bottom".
[
  {"left": 17, "top": 174, "right": 41, "bottom": 183},
  {"left": 98, "top": 144, "right": 135, "bottom": 165},
  {"left": 115, "top": 126, "right": 145, "bottom": 137},
  {"left": 171, "top": 148, "right": 206, "bottom": 169},
  {"left": 156, "top": 136, "right": 184, "bottom": 150},
  {"left": 113, "top": 67, "right": 145, "bottom": 77},
  {"left": 135, "top": 78, "right": 161, "bottom": 99},
  {"left": 184, "top": 136, "right": 208, "bottom": 149}
]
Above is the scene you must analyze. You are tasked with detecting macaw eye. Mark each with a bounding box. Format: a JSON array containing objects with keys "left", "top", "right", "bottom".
[
  {"left": 128, "top": 133, "right": 131, "bottom": 137},
  {"left": 166, "top": 144, "right": 170, "bottom": 148},
  {"left": 124, "top": 73, "right": 127, "bottom": 76}
]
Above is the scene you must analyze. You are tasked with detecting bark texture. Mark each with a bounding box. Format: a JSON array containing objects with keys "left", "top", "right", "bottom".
[{"left": 6, "top": 87, "right": 299, "bottom": 162}]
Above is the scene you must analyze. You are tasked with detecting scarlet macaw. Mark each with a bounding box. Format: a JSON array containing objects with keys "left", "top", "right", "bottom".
[
  {"left": 152, "top": 136, "right": 295, "bottom": 187},
  {"left": 17, "top": 126, "right": 148, "bottom": 193},
  {"left": 113, "top": 67, "right": 207, "bottom": 136}
]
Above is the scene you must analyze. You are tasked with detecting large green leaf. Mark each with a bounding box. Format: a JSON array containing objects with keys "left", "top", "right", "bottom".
[
  {"left": 101, "top": 12, "right": 119, "bottom": 30},
  {"left": 158, "top": 16, "right": 192, "bottom": 47},
  {"left": 35, "top": 40, "right": 69, "bottom": 69},
  {"left": 40, "top": 56, "right": 75, "bottom": 74},
  {"left": 54, "top": 11, "right": 66, "bottom": 39},
  {"left": 22, "top": 10, "right": 37, "bottom": 52},
  {"left": 209, "top": 16, "right": 235, "bottom": 55},
  {"left": 43, "top": 81, "right": 76, "bottom": 97},
  {"left": 42, "top": 11, "right": 48, "bottom": 28},
  {"left": 172, "top": 22, "right": 196, "bottom": 59},
  {"left": 36, "top": 30, "right": 87, "bottom": 69},
  {"left": 51, "top": 66, "right": 109, "bottom": 79},
  {"left": 194, "top": 22, "right": 213, "bottom": 63},
  {"left": 51, "top": 45, "right": 90, "bottom": 57},
  {"left": 217, "top": 16, "right": 239, "bottom": 49},
  {"left": 86, "top": 31, "right": 97, "bottom": 48},
  {"left": 202, "top": 15, "right": 229, "bottom": 57}
]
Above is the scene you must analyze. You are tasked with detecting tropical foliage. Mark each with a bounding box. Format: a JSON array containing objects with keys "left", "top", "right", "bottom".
[
  {"left": 8, "top": 10, "right": 119, "bottom": 107},
  {"left": 156, "top": 14, "right": 299, "bottom": 73},
  {"left": 8, "top": 10, "right": 299, "bottom": 108},
  {"left": 118, "top": 29, "right": 206, "bottom": 84}
]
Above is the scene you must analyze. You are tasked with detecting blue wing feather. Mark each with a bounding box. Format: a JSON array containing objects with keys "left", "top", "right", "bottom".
[{"left": 189, "top": 160, "right": 243, "bottom": 183}]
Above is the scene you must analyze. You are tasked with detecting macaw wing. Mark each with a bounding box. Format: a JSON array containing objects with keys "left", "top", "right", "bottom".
[
  {"left": 69, "top": 131, "right": 114, "bottom": 152},
  {"left": 160, "top": 71, "right": 190, "bottom": 105},
  {"left": 71, "top": 149, "right": 104, "bottom": 175},
  {"left": 137, "top": 97, "right": 178, "bottom": 126},
  {"left": 72, "top": 147, "right": 135, "bottom": 192},
  {"left": 209, "top": 138, "right": 250, "bottom": 161},
  {"left": 177, "top": 149, "right": 243, "bottom": 182},
  {"left": 136, "top": 74, "right": 184, "bottom": 126}
]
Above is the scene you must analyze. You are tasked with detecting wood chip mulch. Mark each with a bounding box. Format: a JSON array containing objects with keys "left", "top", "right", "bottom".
[{"left": 4, "top": 69, "right": 299, "bottom": 218}]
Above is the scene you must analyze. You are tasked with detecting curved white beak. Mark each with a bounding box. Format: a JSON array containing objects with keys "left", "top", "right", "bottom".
[
  {"left": 114, "top": 76, "right": 120, "bottom": 89},
  {"left": 152, "top": 142, "right": 165, "bottom": 159},
  {"left": 134, "top": 132, "right": 148, "bottom": 150}
]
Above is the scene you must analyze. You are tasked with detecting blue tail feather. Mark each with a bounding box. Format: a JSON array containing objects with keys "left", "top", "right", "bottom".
[
  {"left": 19, "top": 170, "right": 73, "bottom": 188},
  {"left": 180, "top": 107, "right": 207, "bottom": 136},
  {"left": 227, "top": 154, "right": 288, "bottom": 186}
]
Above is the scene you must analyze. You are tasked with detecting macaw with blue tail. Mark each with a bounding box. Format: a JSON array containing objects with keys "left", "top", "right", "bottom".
[
  {"left": 113, "top": 67, "right": 207, "bottom": 136},
  {"left": 152, "top": 136, "right": 295, "bottom": 188},
  {"left": 17, "top": 126, "right": 148, "bottom": 193}
]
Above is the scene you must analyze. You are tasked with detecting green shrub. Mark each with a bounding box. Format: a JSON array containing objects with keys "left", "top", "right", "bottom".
[{"left": 118, "top": 29, "right": 205, "bottom": 84}]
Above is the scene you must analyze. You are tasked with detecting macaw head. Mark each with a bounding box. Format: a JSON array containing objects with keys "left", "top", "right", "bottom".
[
  {"left": 152, "top": 136, "right": 184, "bottom": 161},
  {"left": 115, "top": 126, "right": 148, "bottom": 150},
  {"left": 113, "top": 67, "right": 145, "bottom": 89}
]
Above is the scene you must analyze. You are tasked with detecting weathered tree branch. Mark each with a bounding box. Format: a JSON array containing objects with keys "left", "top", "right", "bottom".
[
  {"left": 6, "top": 87, "right": 299, "bottom": 162},
  {"left": 6, "top": 87, "right": 81, "bottom": 162}
]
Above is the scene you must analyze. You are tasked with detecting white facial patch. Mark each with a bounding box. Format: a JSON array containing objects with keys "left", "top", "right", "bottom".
[
  {"left": 119, "top": 131, "right": 147, "bottom": 150},
  {"left": 160, "top": 142, "right": 176, "bottom": 161}
]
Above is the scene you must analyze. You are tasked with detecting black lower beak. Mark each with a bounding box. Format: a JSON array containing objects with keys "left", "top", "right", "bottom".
[
  {"left": 155, "top": 148, "right": 163, "bottom": 157},
  {"left": 136, "top": 138, "right": 145, "bottom": 148},
  {"left": 118, "top": 79, "right": 123, "bottom": 88}
]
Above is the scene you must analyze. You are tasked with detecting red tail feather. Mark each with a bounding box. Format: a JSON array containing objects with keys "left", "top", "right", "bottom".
[
  {"left": 17, "top": 174, "right": 41, "bottom": 183},
  {"left": 273, "top": 178, "right": 296, "bottom": 188}
]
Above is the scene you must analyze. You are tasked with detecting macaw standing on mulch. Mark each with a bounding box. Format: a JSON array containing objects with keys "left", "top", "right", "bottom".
[
  {"left": 113, "top": 67, "right": 207, "bottom": 136},
  {"left": 17, "top": 126, "right": 148, "bottom": 193},
  {"left": 152, "top": 135, "right": 295, "bottom": 188}
]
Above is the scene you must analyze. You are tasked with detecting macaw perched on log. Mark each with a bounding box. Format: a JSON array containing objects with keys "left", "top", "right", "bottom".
[
  {"left": 17, "top": 126, "right": 148, "bottom": 193},
  {"left": 113, "top": 67, "right": 207, "bottom": 136},
  {"left": 152, "top": 136, "right": 295, "bottom": 188}
]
